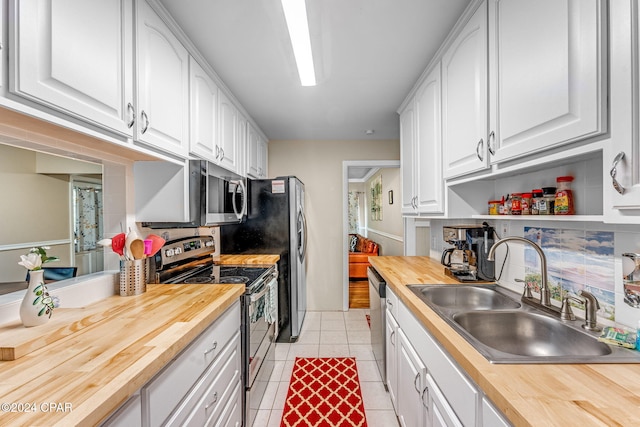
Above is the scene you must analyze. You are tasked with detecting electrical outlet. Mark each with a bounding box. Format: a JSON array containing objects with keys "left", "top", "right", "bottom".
[{"left": 501, "top": 221, "right": 510, "bottom": 237}]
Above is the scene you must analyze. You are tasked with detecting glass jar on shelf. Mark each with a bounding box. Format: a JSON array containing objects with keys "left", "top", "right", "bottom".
[
  {"left": 539, "top": 187, "right": 556, "bottom": 215},
  {"left": 555, "top": 176, "right": 575, "bottom": 215},
  {"left": 531, "top": 189, "right": 543, "bottom": 215},
  {"left": 521, "top": 193, "right": 532, "bottom": 215},
  {"left": 510, "top": 193, "right": 522, "bottom": 215}
]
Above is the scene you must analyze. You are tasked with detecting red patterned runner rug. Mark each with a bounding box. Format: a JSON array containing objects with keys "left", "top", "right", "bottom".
[{"left": 280, "top": 357, "right": 368, "bottom": 427}]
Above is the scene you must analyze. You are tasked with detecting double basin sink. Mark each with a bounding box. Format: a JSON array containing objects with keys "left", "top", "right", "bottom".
[{"left": 407, "top": 284, "right": 640, "bottom": 364}]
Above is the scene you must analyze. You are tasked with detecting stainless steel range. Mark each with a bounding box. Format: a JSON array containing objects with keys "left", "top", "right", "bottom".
[{"left": 149, "top": 236, "right": 278, "bottom": 427}]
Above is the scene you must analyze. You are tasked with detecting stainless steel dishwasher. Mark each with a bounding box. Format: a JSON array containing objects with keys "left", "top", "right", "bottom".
[{"left": 367, "top": 266, "right": 386, "bottom": 384}]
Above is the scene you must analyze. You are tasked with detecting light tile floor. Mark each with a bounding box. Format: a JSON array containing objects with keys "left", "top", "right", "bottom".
[{"left": 254, "top": 309, "right": 399, "bottom": 427}]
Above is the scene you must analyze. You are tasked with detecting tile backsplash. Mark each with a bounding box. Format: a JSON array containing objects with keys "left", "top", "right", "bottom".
[
  {"left": 430, "top": 219, "right": 640, "bottom": 330},
  {"left": 523, "top": 226, "right": 615, "bottom": 322}
]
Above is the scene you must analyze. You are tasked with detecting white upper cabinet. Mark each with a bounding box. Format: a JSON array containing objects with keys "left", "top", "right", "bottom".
[
  {"left": 488, "top": 0, "right": 605, "bottom": 164},
  {"left": 414, "top": 64, "right": 444, "bottom": 214},
  {"left": 135, "top": 0, "right": 189, "bottom": 157},
  {"left": 10, "top": 0, "right": 134, "bottom": 136},
  {"left": 606, "top": 0, "right": 640, "bottom": 220},
  {"left": 217, "top": 90, "right": 240, "bottom": 174},
  {"left": 401, "top": 63, "right": 444, "bottom": 215},
  {"left": 247, "top": 123, "right": 268, "bottom": 179},
  {"left": 400, "top": 103, "right": 417, "bottom": 213},
  {"left": 189, "top": 56, "right": 218, "bottom": 161},
  {"left": 257, "top": 136, "right": 268, "bottom": 178},
  {"left": 235, "top": 109, "right": 247, "bottom": 176},
  {"left": 442, "top": 2, "right": 488, "bottom": 179}
]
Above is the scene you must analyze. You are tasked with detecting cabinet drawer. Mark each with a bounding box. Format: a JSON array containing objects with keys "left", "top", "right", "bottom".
[
  {"left": 386, "top": 287, "right": 399, "bottom": 319},
  {"left": 143, "top": 301, "right": 240, "bottom": 426},
  {"left": 399, "top": 301, "right": 478, "bottom": 427},
  {"left": 167, "top": 332, "right": 241, "bottom": 426},
  {"left": 210, "top": 379, "right": 242, "bottom": 427}
]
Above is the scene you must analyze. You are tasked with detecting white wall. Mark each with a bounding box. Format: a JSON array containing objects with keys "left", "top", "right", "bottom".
[
  {"left": 269, "top": 139, "right": 400, "bottom": 311},
  {"left": 364, "top": 167, "right": 403, "bottom": 256}
]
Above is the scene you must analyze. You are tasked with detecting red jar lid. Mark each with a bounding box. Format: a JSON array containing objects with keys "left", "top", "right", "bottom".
[
  {"left": 488, "top": 200, "right": 501, "bottom": 204},
  {"left": 556, "top": 176, "right": 574, "bottom": 182},
  {"left": 522, "top": 193, "right": 532, "bottom": 198},
  {"left": 532, "top": 189, "right": 543, "bottom": 195}
]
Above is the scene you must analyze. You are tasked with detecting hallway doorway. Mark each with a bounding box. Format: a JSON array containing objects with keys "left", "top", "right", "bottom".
[{"left": 342, "top": 160, "right": 401, "bottom": 311}]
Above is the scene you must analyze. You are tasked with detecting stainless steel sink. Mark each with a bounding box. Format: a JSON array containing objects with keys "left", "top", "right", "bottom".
[
  {"left": 453, "top": 311, "right": 611, "bottom": 358},
  {"left": 407, "top": 284, "right": 640, "bottom": 364},
  {"left": 411, "top": 285, "right": 521, "bottom": 310}
]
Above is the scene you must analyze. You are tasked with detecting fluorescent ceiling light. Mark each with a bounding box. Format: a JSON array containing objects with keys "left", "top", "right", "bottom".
[{"left": 281, "top": 0, "right": 316, "bottom": 86}]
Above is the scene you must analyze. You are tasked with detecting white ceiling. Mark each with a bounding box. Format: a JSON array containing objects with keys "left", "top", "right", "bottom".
[{"left": 159, "top": 0, "right": 471, "bottom": 141}]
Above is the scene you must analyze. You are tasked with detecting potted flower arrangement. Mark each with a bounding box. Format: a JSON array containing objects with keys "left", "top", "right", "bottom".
[{"left": 18, "top": 247, "right": 60, "bottom": 327}]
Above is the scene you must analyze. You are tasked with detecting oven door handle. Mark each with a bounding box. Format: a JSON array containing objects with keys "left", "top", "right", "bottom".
[{"left": 250, "top": 282, "right": 270, "bottom": 304}]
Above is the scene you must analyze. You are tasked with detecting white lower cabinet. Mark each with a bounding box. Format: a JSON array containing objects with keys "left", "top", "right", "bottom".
[
  {"left": 164, "top": 332, "right": 241, "bottom": 426},
  {"left": 481, "top": 397, "right": 510, "bottom": 427},
  {"left": 101, "top": 393, "right": 142, "bottom": 427},
  {"left": 387, "top": 295, "right": 512, "bottom": 427},
  {"left": 397, "top": 329, "right": 426, "bottom": 427},
  {"left": 142, "top": 302, "right": 240, "bottom": 426},
  {"left": 385, "top": 307, "right": 399, "bottom": 410},
  {"left": 426, "top": 374, "right": 462, "bottom": 427},
  {"left": 100, "top": 301, "right": 241, "bottom": 426}
]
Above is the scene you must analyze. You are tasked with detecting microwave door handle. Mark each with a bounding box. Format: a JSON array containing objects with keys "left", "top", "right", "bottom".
[
  {"left": 230, "top": 180, "right": 247, "bottom": 221},
  {"left": 239, "top": 180, "right": 247, "bottom": 218}
]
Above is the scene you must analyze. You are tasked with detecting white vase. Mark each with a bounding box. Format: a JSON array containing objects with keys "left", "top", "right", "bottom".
[{"left": 20, "top": 269, "right": 54, "bottom": 327}]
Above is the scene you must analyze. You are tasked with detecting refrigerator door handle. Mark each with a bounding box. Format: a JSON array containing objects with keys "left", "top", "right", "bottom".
[{"left": 298, "top": 209, "right": 308, "bottom": 261}]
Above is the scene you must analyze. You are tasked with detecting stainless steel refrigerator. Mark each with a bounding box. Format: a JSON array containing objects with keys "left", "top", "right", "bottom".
[{"left": 220, "top": 176, "right": 307, "bottom": 342}]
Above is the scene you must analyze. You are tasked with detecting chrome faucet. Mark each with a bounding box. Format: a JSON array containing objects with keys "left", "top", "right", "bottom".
[{"left": 487, "top": 236, "right": 555, "bottom": 313}]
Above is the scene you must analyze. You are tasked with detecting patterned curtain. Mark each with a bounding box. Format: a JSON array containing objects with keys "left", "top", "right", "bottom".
[
  {"left": 74, "top": 186, "right": 103, "bottom": 252},
  {"left": 348, "top": 191, "right": 360, "bottom": 234}
]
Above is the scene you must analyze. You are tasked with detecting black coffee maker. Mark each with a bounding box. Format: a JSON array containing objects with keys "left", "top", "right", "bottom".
[{"left": 441, "top": 223, "right": 496, "bottom": 282}]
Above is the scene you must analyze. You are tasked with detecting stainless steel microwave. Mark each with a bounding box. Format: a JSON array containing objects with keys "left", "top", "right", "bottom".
[{"left": 142, "top": 160, "right": 247, "bottom": 228}]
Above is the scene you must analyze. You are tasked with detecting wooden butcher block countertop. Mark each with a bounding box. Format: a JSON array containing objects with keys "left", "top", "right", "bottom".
[
  {"left": 0, "top": 283, "right": 244, "bottom": 426},
  {"left": 369, "top": 256, "right": 640, "bottom": 427},
  {"left": 215, "top": 254, "right": 280, "bottom": 265}
]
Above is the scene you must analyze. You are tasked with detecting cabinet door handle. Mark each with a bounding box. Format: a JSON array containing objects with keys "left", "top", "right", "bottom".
[
  {"left": 141, "top": 111, "right": 149, "bottom": 134},
  {"left": 610, "top": 151, "right": 626, "bottom": 195},
  {"left": 390, "top": 330, "right": 395, "bottom": 345},
  {"left": 414, "top": 372, "right": 421, "bottom": 393},
  {"left": 220, "top": 148, "right": 225, "bottom": 161},
  {"left": 204, "top": 341, "right": 218, "bottom": 355},
  {"left": 476, "top": 138, "right": 484, "bottom": 162},
  {"left": 204, "top": 392, "right": 218, "bottom": 410},
  {"left": 386, "top": 299, "right": 393, "bottom": 308},
  {"left": 487, "top": 131, "right": 495, "bottom": 155},
  {"left": 215, "top": 145, "right": 220, "bottom": 160},
  {"left": 127, "top": 103, "right": 136, "bottom": 128},
  {"left": 421, "top": 385, "right": 429, "bottom": 409}
]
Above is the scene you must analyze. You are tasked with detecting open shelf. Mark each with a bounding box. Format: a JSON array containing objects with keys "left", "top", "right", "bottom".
[{"left": 471, "top": 215, "right": 604, "bottom": 222}]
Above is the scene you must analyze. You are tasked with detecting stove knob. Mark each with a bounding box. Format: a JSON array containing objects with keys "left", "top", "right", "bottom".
[
  {"left": 205, "top": 241, "right": 214, "bottom": 247},
  {"left": 165, "top": 248, "right": 175, "bottom": 257},
  {"left": 175, "top": 247, "right": 182, "bottom": 255}
]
